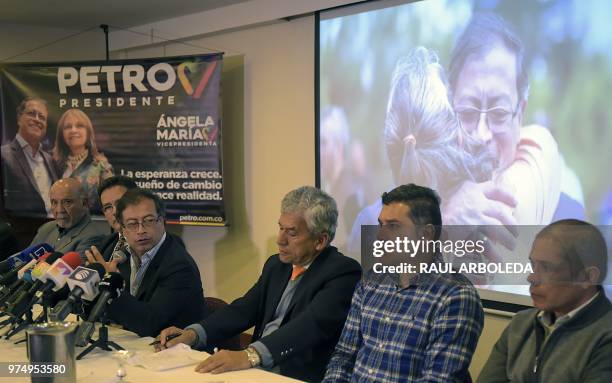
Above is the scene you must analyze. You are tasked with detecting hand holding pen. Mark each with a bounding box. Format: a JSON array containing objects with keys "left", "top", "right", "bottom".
[
  {"left": 152, "top": 326, "right": 199, "bottom": 352},
  {"left": 149, "top": 333, "right": 181, "bottom": 346}
]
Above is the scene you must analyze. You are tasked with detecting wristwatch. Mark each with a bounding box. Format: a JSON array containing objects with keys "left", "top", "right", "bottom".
[{"left": 244, "top": 346, "right": 261, "bottom": 367}]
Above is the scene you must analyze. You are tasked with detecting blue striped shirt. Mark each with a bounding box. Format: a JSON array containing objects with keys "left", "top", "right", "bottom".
[
  {"left": 323, "top": 265, "right": 483, "bottom": 382},
  {"left": 129, "top": 232, "right": 166, "bottom": 296}
]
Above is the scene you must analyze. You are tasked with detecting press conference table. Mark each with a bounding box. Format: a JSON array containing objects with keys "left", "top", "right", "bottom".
[{"left": 0, "top": 322, "right": 302, "bottom": 383}]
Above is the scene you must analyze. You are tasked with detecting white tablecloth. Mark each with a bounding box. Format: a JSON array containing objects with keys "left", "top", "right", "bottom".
[{"left": 0, "top": 322, "right": 302, "bottom": 383}]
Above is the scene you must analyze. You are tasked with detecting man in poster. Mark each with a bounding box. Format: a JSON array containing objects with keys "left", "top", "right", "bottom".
[{"left": 1, "top": 96, "right": 59, "bottom": 216}]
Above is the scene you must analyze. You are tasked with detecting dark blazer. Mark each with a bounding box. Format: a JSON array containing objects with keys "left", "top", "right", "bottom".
[
  {"left": 1, "top": 138, "right": 59, "bottom": 216},
  {"left": 103, "top": 232, "right": 208, "bottom": 337},
  {"left": 200, "top": 246, "right": 362, "bottom": 382}
]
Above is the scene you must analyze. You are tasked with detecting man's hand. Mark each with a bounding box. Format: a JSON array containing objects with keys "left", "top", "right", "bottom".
[
  {"left": 85, "top": 245, "right": 119, "bottom": 273},
  {"left": 195, "top": 350, "right": 251, "bottom": 374},
  {"left": 443, "top": 180, "right": 518, "bottom": 251},
  {"left": 153, "top": 326, "right": 197, "bottom": 352}
]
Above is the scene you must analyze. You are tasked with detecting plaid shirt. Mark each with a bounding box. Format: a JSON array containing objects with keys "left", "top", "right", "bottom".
[{"left": 323, "top": 267, "right": 483, "bottom": 382}]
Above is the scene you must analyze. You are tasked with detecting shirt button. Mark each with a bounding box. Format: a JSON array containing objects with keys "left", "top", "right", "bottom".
[
  {"left": 385, "top": 317, "right": 390, "bottom": 322},
  {"left": 368, "top": 369, "right": 373, "bottom": 374},
  {"left": 379, "top": 343, "right": 384, "bottom": 349}
]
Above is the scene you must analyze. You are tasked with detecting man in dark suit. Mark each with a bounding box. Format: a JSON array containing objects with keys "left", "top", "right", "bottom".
[
  {"left": 1, "top": 97, "right": 59, "bottom": 216},
  {"left": 84, "top": 175, "right": 138, "bottom": 270},
  {"left": 85, "top": 188, "right": 207, "bottom": 337},
  {"left": 156, "top": 186, "right": 362, "bottom": 382}
]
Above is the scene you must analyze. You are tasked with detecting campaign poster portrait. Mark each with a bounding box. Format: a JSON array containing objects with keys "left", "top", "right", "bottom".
[{"left": 0, "top": 53, "right": 225, "bottom": 225}]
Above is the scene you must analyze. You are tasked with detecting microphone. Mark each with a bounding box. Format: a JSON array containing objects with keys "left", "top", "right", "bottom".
[
  {"left": 67, "top": 264, "right": 106, "bottom": 301},
  {"left": 3, "top": 252, "right": 62, "bottom": 314},
  {"left": 86, "top": 272, "right": 123, "bottom": 322},
  {"left": 0, "top": 254, "right": 51, "bottom": 306},
  {"left": 0, "top": 259, "right": 35, "bottom": 287},
  {"left": 17, "top": 258, "right": 39, "bottom": 279},
  {"left": 5, "top": 252, "right": 65, "bottom": 318},
  {"left": 0, "top": 243, "right": 54, "bottom": 275},
  {"left": 0, "top": 255, "right": 43, "bottom": 295},
  {"left": 16, "top": 252, "right": 82, "bottom": 318},
  {"left": 26, "top": 252, "right": 66, "bottom": 294},
  {"left": 39, "top": 252, "right": 82, "bottom": 293},
  {"left": 111, "top": 235, "right": 129, "bottom": 264},
  {"left": 49, "top": 263, "right": 106, "bottom": 321},
  {"left": 75, "top": 272, "right": 124, "bottom": 346},
  {"left": 112, "top": 250, "right": 128, "bottom": 264},
  {"left": 0, "top": 247, "right": 54, "bottom": 289},
  {"left": 0, "top": 271, "right": 31, "bottom": 308}
]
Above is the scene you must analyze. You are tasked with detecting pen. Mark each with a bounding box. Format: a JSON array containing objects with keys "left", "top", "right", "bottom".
[{"left": 149, "top": 333, "right": 181, "bottom": 346}]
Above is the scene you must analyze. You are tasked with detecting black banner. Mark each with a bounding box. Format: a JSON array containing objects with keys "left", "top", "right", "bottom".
[{"left": 1, "top": 53, "right": 225, "bottom": 225}]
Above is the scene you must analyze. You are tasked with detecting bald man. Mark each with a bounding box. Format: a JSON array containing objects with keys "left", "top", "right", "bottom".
[
  {"left": 478, "top": 220, "right": 611, "bottom": 383},
  {"left": 30, "top": 178, "right": 107, "bottom": 258}
]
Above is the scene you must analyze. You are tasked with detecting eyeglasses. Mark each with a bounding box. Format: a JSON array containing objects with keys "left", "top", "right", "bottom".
[
  {"left": 455, "top": 105, "right": 519, "bottom": 134},
  {"left": 122, "top": 216, "right": 161, "bottom": 231},
  {"left": 23, "top": 109, "right": 47, "bottom": 122}
]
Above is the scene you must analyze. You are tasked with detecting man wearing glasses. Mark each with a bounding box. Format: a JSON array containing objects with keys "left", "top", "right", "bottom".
[
  {"left": 30, "top": 178, "right": 105, "bottom": 256},
  {"left": 347, "top": 14, "right": 581, "bottom": 261},
  {"left": 82, "top": 176, "right": 138, "bottom": 270},
  {"left": 86, "top": 188, "right": 207, "bottom": 337},
  {"left": 446, "top": 12, "right": 585, "bottom": 230},
  {"left": 1, "top": 96, "right": 59, "bottom": 216}
]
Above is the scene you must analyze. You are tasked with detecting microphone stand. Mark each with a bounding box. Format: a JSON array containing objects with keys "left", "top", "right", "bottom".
[
  {"left": 2, "top": 308, "right": 33, "bottom": 339},
  {"left": 77, "top": 314, "right": 124, "bottom": 360},
  {"left": 5, "top": 293, "right": 50, "bottom": 340},
  {"left": 0, "top": 315, "right": 14, "bottom": 328}
]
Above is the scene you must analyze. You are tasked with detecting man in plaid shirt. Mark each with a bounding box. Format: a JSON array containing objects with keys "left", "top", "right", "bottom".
[{"left": 324, "top": 184, "right": 483, "bottom": 382}]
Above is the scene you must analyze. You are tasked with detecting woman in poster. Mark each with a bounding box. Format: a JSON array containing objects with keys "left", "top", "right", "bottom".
[{"left": 53, "top": 108, "right": 113, "bottom": 212}]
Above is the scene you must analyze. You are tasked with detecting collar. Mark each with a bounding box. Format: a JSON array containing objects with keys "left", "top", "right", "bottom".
[
  {"left": 15, "top": 133, "right": 40, "bottom": 156},
  {"left": 294, "top": 262, "right": 312, "bottom": 270},
  {"left": 393, "top": 253, "right": 445, "bottom": 289},
  {"left": 537, "top": 291, "right": 600, "bottom": 329},
  {"left": 128, "top": 232, "right": 167, "bottom": 267}
]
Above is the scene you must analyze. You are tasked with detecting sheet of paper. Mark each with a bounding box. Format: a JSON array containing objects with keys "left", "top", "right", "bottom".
[{"left": 126, "top": 344, "right": 208, "bottom": 371}]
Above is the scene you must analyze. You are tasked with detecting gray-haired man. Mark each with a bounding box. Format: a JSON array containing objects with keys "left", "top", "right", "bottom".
[{"left": 155, "top": 186, "right": 362, "bottom": 382}]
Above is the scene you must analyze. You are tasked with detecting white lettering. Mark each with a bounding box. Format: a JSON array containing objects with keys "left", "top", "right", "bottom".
[
  {"left": 147, "top": 63, "right": 176, "bottom": 91},
  {"left": 58, "top": 67, "right": 78, "bottom": 94},
  {"left": 80, "top": 66, "right": 101, "bottom": 94},
  {"left": 122, "top": 65, "right": 147, "bottom": 92}
]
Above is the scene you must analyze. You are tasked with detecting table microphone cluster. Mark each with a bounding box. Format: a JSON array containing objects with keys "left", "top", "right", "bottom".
[{"left": 0, "top": 243, "right": 127, "bottom": 359}]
